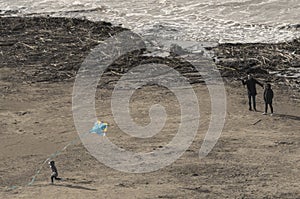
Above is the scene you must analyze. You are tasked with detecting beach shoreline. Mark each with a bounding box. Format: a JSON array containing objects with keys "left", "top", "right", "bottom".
[
  {"left": 1, "top": 16, "right": 299, "bottom": 198},
  {"left": 1, "top": 17, "right": 299, "bottom": 90}
]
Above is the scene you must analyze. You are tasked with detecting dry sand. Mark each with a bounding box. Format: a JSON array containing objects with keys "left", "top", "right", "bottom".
[
  {"left": 0, "top": 17, "right": 299, "bottom": 199},
  {"left": 0, "top": 78, "right": 299, "bottom": 198}
]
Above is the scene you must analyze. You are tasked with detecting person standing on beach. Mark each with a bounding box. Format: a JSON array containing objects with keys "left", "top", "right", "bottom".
[
  {"left": 263, "top": 83, "right": 274, "bottom": 116},
  {"left": 242, "top": 74, "right": 264, "bottom": 111},
  {"left": 49, "top": 160, "right": 61, "bottom": 184}
]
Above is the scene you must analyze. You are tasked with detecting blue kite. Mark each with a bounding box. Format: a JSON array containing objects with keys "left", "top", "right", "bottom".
[{"left": 89, "top": 121, "right": 108, "bottom": 136}]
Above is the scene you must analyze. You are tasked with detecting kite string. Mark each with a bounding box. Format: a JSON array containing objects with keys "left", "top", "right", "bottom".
[
  {"left": 27, "top": 132, "right": 90, "bottom": 186},
  {"left": 7, "top": 122, "right": 107, "bottom": 190}
]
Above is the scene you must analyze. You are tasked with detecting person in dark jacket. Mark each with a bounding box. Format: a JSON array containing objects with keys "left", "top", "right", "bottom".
[
  {"left": 49, "top": 160, "right": 61, "bottom": 184},
  {"left": 263, "top": 83, "right": 274, "bottom": 115},
  {"left": 242, "top": 74, "right": 264, "bottom": 111}
]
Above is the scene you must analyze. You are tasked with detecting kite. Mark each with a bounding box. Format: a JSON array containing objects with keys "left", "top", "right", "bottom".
[
  {"left": 89, "top": 120, "right": 108, "bottom": 136},
  {"left": 25, "top": 120, "right": 108, "bottom": 188}
]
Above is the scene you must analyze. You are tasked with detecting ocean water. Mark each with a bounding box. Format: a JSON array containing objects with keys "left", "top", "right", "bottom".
[{"left": 0, "top": 0, "right": 299, "bottom": 43}]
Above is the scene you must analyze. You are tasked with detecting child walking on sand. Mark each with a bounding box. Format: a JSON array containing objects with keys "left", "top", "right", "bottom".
[
  {"left": 263, "top": 83, "right": 274, "bottom": 116},
  {"left": 49, "top": 160, "right": 61, "bottom": 184}
]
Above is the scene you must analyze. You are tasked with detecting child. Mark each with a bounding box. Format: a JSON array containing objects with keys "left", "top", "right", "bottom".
[
  {"left": 263, "top": 83, "right": 274, "bottom": 115},
  {"left": 49, "top": 160, "right": 61, "bottom": 184}
]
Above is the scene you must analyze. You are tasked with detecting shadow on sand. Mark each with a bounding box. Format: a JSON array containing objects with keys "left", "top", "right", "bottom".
[
  {"left": 275, "top": 113, "right": 300, "bottom": 121},
  {"left": 53, "top": 184, "right": 97, "bottom": 191}
]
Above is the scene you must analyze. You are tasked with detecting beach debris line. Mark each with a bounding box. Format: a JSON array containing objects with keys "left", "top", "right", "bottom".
[
  {"left": 212, "top": 39, "right": 300, "bottom": 97},
  {"left": 1, "top": 16, "right": 299, "bottom": 92},
  {"left": 0, "top": 16, "right": 125, "bottom": 83}
]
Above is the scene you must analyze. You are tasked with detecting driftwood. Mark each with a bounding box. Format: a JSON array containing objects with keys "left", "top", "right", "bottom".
[
  {"left": 0, "top": 17, "right": 125, "bottom": 83},
  {"left": 0, "top": 17, "right": 299, "bottom": 98},
  {"left": 212, "top": 39, "right": 300, "bottom": 98},
  {"left": 213, "top": 41, "right": 300, "bottom": 73},
  {"left": 252, "top": 119, "right": 262, "bottom": 125},
  {"left": 0, "top": 17, "right": 207, "bottom": 86}
]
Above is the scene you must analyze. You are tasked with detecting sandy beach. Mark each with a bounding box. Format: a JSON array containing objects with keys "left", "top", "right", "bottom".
[{"left": 0, "top": 17, "right": 299, "bottom": 198}]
